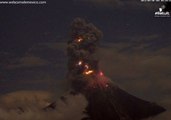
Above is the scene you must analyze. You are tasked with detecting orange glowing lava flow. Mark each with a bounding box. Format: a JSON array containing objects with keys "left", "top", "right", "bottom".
[
  {"left": 76, "top": 60, "right": 94, "bottom": 75},
  {"left": 84, "top": 70, "right": 94, "bottom": 75}
]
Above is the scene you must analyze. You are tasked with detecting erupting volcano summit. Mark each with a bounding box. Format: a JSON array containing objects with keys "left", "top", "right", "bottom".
[{"left": 67, "top": 18, "right": 166, "bottom": 120}]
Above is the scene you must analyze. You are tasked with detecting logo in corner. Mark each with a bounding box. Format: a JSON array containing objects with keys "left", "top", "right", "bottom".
[{"left": 155, "top": 6, "right": 170, "bottom": 17}]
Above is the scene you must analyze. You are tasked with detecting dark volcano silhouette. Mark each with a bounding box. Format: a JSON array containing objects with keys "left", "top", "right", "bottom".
[{"left": 82, "top": 82, "right": 165, "bottom": 120}]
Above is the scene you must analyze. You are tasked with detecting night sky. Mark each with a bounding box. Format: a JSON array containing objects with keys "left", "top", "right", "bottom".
[{"left": 0, "top": 1, "right": 171, "bottom": 119}]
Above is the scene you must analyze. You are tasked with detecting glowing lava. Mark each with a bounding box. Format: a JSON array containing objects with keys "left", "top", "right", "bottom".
[
  {"left": 75, "top": 37, "right": 83, "bottom": 43},
  {"left": 84, "top": 70, "right": 94, "bottom": 75},
  {"left": 85, "top": 64, "right": 89, "bottom": 69},
  {"left": 99, "top": 71, "right": 104, "bottom": 76},
  {"left": 77, "top": 61, "right": 83, "bottom": 66}
]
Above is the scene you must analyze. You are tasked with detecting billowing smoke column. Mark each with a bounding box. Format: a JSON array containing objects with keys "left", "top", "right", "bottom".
[
  {"left": 67, "top": 18, "right": 108, "bottom": 91},
  {"left": 67, "top": 18, "right": 166, "bottom": 120}
]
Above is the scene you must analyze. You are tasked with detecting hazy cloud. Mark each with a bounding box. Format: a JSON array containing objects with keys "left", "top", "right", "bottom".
[
  {"left": 0, "top": 91, "right": 88, "bottom": 120},
  {"left": 6, "top": 56, "right": 49, "bottom": 69},
  {"left": 0, "top": 91, "right": 52, "bottom": 109}
]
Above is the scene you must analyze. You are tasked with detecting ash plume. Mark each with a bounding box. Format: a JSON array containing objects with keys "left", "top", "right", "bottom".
[
  {"left": 67, "top": 18, "right": 104, "bottom": 91},
  {"left": 67, "top": 18, "right": 166, "bottom": 120}
]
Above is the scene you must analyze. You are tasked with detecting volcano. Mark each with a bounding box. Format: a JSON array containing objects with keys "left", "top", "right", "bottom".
[
  {"left": 82, "top": 81, "right": 165, "bottom": 120},
  {"left": 65, "top": 18, "right": 166, "bottom": 120}
]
